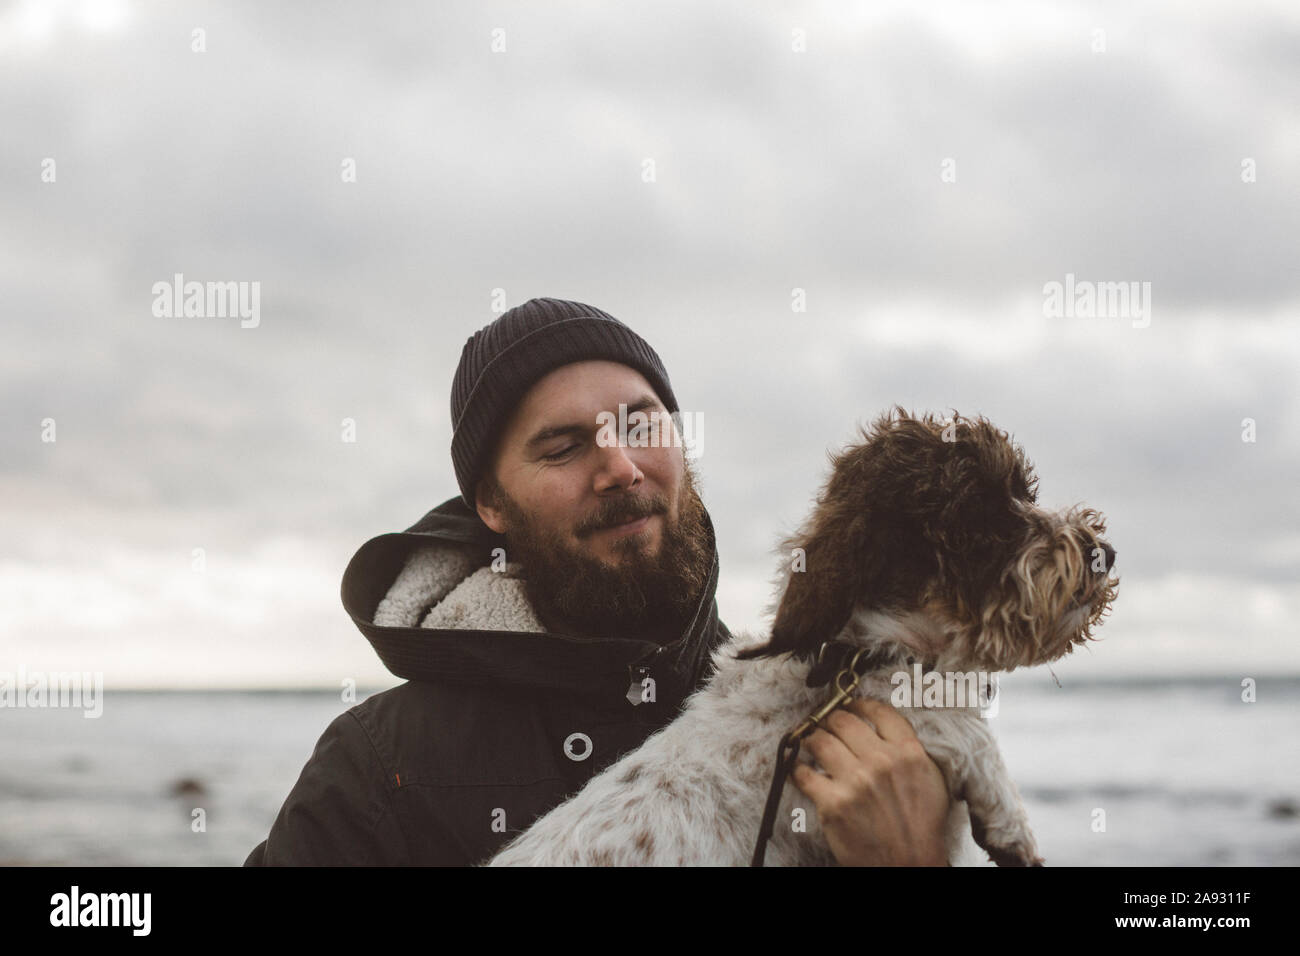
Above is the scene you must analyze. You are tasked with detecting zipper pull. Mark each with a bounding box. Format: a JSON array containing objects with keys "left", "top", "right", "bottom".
[{"left": 626, "top": 664, "right": 651, "bottom": 706}]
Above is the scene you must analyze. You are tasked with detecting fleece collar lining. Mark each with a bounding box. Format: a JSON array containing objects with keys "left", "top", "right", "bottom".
[{"left": 373, "top": 541, "right": 546, "bottom": 633}]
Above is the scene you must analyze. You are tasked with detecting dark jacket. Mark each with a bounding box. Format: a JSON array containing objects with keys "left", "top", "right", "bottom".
[{"left": 243, "top": 495, "right": 732, "bottom": 865}]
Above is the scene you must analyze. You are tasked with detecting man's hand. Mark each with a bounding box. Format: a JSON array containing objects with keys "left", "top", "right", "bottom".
[{"left": 790, "top": 698, "right": 951, "bottom": 866}]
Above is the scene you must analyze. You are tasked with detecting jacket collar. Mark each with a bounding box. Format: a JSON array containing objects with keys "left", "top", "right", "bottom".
[{"left": 341, "top": 495, "right": 732, "bottom": 707}]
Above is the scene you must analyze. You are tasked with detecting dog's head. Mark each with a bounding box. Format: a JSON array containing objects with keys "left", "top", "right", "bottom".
[{"left": 739, "top": 407, "right": 1117, "bottom": 672}]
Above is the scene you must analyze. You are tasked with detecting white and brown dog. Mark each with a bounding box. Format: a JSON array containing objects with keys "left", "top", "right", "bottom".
[{"left": 488, "top": 407, "right": 1118, "bottom": 866}]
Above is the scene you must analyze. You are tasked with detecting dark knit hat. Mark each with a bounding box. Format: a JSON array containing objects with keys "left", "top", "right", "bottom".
[{"left": 451, "top": 297, "right": 680, "bottom": 509}]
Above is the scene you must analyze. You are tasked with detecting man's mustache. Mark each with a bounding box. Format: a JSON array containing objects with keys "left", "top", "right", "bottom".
[{"left": 580, "top": 496, "right": 664, "bottom": 536}]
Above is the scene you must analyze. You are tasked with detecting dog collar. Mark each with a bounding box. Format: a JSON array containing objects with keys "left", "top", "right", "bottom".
[{"left": 803, "top": 640, "right": 913, "bottom": 688}]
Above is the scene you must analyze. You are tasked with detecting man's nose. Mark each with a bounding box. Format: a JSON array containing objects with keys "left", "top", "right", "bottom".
[{"left": 596, "top": 441, "right": 642, "bottom": 488}]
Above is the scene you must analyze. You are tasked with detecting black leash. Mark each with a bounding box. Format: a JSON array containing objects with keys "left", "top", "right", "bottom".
[{"left": 750, "top": 641, "right": 898, "bottom": 866}]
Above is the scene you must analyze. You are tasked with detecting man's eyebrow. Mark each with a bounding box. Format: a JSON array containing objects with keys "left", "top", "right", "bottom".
[{"left": 524, "top": 394, "right": 662, "bottom": 449}]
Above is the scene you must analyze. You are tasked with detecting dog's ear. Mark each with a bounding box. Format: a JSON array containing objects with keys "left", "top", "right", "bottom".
[
  {"left": 735, "top": 516, "right": 871, "bottom": 661},
  {"left": 736, "top": 424, "right": 896, "bottom": 661}
]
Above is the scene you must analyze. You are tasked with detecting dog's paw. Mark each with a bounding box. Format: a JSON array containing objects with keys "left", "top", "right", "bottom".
[
  {"left": 984, "top": 843, "right": 1045, "bottom": 867},
  {"left": 969, "top": 814, "right": 1044, "bottom": 867}
]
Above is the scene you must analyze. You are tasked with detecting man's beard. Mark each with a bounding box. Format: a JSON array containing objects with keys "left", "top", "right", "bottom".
[{"left": 490, "top": 459, "right": 713, "bottom": 643}]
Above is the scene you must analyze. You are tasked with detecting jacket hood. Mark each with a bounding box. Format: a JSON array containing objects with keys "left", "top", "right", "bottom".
[{"left": 341, "top": 495, "right": 732, "bottom": 707}]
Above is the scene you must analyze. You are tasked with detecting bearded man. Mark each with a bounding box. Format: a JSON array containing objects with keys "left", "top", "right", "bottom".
[{"left": 245, "top": 297, "right": 950, "bottom": 866}]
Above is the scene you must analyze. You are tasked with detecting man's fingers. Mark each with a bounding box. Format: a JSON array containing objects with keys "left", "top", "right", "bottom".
[
  {"left": 789, "top": 761, "right": 831, "bottom": 801},
  {"left": 819, "top": 706, "right": 885, "bottom": 759},
  {"left": 801, "top": 725, "right": 863, "bottom": 778},
  {"left": 845, "top": 697, "right": 917, "bottom": 743}
]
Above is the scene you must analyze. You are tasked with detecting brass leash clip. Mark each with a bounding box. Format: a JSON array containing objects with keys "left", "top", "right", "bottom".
[
  {"left": 788, "top": 646, "right": 873, "bottom": 742},
  {"left": 751, "top": 644, "right": 876, "bottom": 866}
]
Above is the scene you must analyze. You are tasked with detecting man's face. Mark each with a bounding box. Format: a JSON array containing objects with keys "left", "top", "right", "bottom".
[{"left": 474, "top": 360, "right": 712, "bottom": 641}]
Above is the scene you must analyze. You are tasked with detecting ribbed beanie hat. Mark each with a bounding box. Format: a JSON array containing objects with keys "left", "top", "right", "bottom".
[{"left": 451, "top": 297, "right": 680, "bottom": 509}]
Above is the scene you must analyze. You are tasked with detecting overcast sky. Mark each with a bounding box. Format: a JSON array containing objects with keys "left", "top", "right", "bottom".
[{"left": 2, "top": 0, "right": 1297, "bottom": 688}]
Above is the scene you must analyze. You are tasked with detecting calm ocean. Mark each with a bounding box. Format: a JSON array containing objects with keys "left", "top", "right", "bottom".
[{"left": 2, "top": 676, "right": 1296, "bottom": 866}]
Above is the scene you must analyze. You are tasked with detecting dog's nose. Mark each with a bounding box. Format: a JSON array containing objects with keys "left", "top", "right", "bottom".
[{"left": 1094, "top": 541, "right": 1116, "bottom": 573}]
